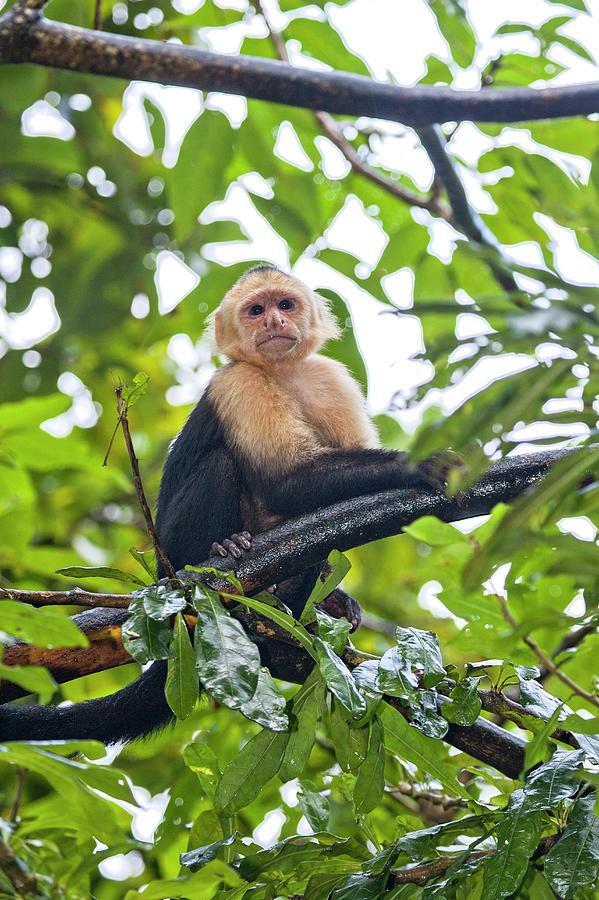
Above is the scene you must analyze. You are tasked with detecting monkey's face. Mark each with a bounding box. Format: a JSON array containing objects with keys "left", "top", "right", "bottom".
[{"left": 215, "top": 269, "right": 340, "bottom": 366}]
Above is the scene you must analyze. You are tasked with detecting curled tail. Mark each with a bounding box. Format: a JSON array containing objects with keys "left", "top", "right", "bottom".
[{"left": 0, "top": 661, "right": 173, "bottom": 744}]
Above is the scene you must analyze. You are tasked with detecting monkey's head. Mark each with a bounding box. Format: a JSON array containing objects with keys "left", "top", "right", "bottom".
[{"left": 213, "top": 266, "right": 340, "bottom": 366}]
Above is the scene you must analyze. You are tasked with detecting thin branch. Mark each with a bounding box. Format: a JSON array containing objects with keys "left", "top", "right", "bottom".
[
  {"left": 0, "top": 839, "right": 37, "bottom": 897},
  {"left": 390, "top": 781, "right": 468, "bottom": 811},
  {"left": 8, "top": 769, "right": 26, "bottom": 823},
  {"left": 416, "top": 125, "right": 519, "bottom": 295},
  {"left": 1, "top": 8, "right": 599, "bottom": 125},
  {"left": 388, "top": 834, "right": 560, "bottom": 888},
  {"left": 0, "top": 586, "right": 130, "bottom": 607},
  {"left": 93, "top": 0, "right": 102, "bottom": 31},
  {"left": 539, "top": 622, "right": 598, "bottom": 683},
  {"left": 494, "top": 593, "right": 599, "bottom": 710},
  {"left": 252, "top": 0, "right": 449, "bottom": 216},
  {"left": 115, "top": 384, "right": 176, "bottom": 580}
]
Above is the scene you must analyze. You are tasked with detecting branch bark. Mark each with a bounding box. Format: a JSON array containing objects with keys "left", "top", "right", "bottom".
[{"left": 1, "top": 4, "right": 599, "bottom": 126}]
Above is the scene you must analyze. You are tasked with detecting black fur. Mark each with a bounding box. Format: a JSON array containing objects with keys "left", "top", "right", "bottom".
[{"left": 0, "top": 385, "right": 438, "bottom": 744}]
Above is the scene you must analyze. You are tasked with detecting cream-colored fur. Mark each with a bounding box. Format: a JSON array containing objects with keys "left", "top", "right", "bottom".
[
  {"left": 210, "top": 356, "right": 378, "bottom": 471},
  {"left": 208, "top": 268, "right": 379, "bottom": 471}
]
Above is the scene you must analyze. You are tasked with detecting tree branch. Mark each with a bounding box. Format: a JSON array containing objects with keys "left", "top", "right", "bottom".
[
  {"left": 1, "top": 605, "right": 527, "bottom": 778},
  {"left": 416, "top": 125, "right": 520, "bottom": 294},
  {"left": 1, "top": 6, "right": 599, "bottom": 126},
  {"left": 253, "top": 0, "right": 449, "bottom": 217}
]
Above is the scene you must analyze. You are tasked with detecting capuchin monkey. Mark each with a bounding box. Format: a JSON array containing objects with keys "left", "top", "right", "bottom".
[{"left": 0, "top": 266, "right": 448, "bottom": 744}]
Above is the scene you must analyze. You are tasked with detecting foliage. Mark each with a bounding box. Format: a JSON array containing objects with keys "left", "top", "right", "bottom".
[{"left": 0, "top": 0, "right": 599, "bottom": 896}]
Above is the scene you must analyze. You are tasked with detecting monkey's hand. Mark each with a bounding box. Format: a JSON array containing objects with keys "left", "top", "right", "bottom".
[
  {"left": 410, "top": 450, "right": 464, "bottom": 492},
  {"left": 318, "top": 588, "right": 361, "bottom": 632},
  {"left": 211, "top": 531, "right": 252, "bottom": 561}
]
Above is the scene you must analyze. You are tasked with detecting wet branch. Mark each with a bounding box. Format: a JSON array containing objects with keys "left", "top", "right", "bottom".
[{"left": 1, "top": 1, "right": 599, "bottom": 126}]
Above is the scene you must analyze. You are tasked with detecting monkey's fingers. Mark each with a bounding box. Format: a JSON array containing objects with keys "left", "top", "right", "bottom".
[
  {"left": 211, "top": 541, "right": 229, "bottom": 558},
  {"left": 413, "top": 450, "right": 464, "bottom": 491},
  {"left": 211, "top": 532, "right": 253, "bottom": 560}
]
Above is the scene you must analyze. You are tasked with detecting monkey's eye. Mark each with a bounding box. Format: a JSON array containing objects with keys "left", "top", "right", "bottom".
[
  {"left": 249, "top": 304, "right": 264, "bottom": 316},
  {"left": 278, "top": 298, "right": 294, "bottom": 311}
]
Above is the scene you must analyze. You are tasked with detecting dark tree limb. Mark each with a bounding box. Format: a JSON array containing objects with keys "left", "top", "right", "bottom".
[
  {"left": 1, "top": 3, "right": 599, "bottom": 126},
  {"left": 416, "top": 125, "right": 519, "bottom": 294},
  {"left": 1, "top": 605, "right": 527, "bottom": 778},
  {"left": 203, "top": 447, "right": 584, "bottom": 594}
]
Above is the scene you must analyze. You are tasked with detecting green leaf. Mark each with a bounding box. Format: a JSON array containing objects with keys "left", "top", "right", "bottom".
[
  {"left": 180, "top": 833, "right": 236, "bottom": 871},
  {"left": 0, "top": 601, "right": 88, "bottom": 649},
  {"left": 544, "top": 794, "right": 599, "bottom": 899},
  {"left": 382, "top": 706, "right": 471, "bottom": 802},
  {"left": 129, "top": 547, "right": 158, "bottom": 582},
  {"left": 301, "top": 550, "right": 351, "bottom": 625},
  {"left": 330, "top": 699, "right": 370, "bottom": 773},
  {"left": 240, "top": 667, "right": 289, "bottom": 731},
  {"left": 224, "top": 590, "right": 316, "bottom": 656},
  {"left": 165, "top": 613, "right": 198, "bottom": 720},
  {"left": 482, "top": 790, "right": 543, "bottom": 899},
  {"left": 315, "top": 608, "right": 351, "bottom": 655},
  {"left": 0, "top": 394, "right": 70, "bottom": 434},
  {"left": 279, "top": 670, "right": 326, "bottom": 782},
  {"left": 0, "top": 745, "right": 126, "bottom": 843},
  {"left": 353, "top": 716, "right": 385, "bottom": 815},
  {"left": 194, "top": 588, "right": 260, "bottom": 709},
  {"left": 123, "top": 371, "right": 149, "bottom": 406},
  {"left": 463, "top": 448, "right": 599, "bottom": 591},
  {"left": 0, "top": 662, "right": 56, "bottom": 703},
  {"left": 139, "top": 583, "right": 187, "bottom": 620},
  {"left": 409, "top": 689, "right": 448, "bottom": 740},
  {"left": 214, "top": 728, "right": 289, "bottom": 815},
  {"left": 404, "top": 517, "right": 468, "bottom": 546},
  {"left": 298, "top": 780, "right": 330, "bottom": 832},
  {"left": 121, "top": 607, "right": 172, "bottom": 664},
  {"left": 395, "top": 627, "right": 446, "bottom": 688},
  {"left": 442, "top": 677, "right": 482, "bottom": 726},
  {"left": 377, "top": 647, "right": 418, "bottom": 700},
  {"left": 314, "top": 638, "right": 366, "bottom": 719},
  {"left": 523, "top": 703, "right": 564, "bottom": 772},
  {"left": 523, "top": 750, "right": 586, "bottom": 812},
  {"left": 166, "top": 110, "right": 235, "bottom": 242},
  {"left": 183, "top": 742, "right": 221, "bottom": 798},
  {"left": 56, "top": 565, "right": 147, "bottom": 587}
]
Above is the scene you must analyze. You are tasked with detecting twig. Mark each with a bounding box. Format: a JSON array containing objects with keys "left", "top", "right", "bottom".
[
  {"left": 416, "top": 125, "right": 519, "bottom": 295},
  {"left": 8, "top": 768, "right": 26, "bottom": 822},
  {"left": 2, "top": 7, "right": 599, "bottom": 125},
  {"left": 494, "top": 593, "right": 599, "bottom": 711},
  {"left": 253, "top": 0, "right": 449, "bottom": 217},
  {"left": 115, "top": 384, "right": 177, "bottom": 580},
  {"left": 93, "top": 0, "right": 102, "bottom": 31},
  {"left": 539, "top": 622, "right": 598, "bottom": 682},
  {"left": 388, "top": 834, "right": 560, "bottom": 887},
  {"left": 0, "top": 586, "right": 131, "bottom": 607},
  {"left": 390, "top": 781, "right": 468, "bottom": 811},
  {"left": 0, "top": 838, "right": 37, "bottom": 897}
]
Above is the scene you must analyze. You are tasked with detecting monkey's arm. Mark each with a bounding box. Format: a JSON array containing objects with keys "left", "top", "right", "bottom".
[
  {"left": 264, "top": 449, "right": 442, "bottom": 518},
  {"left": 156, "top": 395, "right": 243, "bottom": 576}
]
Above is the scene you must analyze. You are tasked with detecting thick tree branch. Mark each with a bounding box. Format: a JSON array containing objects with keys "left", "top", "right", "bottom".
[
  {"left": 1, "top": 606, "right": 527, "bottom": 778},
  {"left": 1, "top": 5, "right": 599, "bottom": 126}
]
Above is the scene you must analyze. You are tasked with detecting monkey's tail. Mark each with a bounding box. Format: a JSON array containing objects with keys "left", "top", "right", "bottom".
[{"left": 0, "top": 661, "right": 173, "bottom": 744}]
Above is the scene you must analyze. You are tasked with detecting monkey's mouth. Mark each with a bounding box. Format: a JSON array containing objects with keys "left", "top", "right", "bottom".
[{"left": 258, "top": 335, "right": 297, "bottom": 347}]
